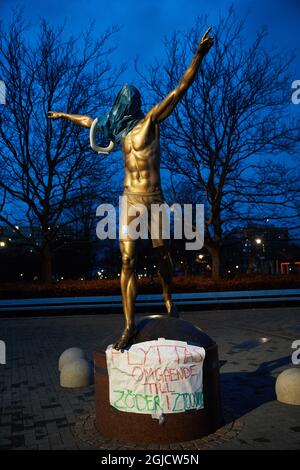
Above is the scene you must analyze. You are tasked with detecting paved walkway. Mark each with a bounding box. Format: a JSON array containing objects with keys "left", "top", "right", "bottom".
[{"left": 0, "top": 307, "right": 299, "bottom": 450}]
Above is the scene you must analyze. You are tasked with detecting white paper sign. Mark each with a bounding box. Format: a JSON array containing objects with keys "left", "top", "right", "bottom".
[{"left": 106, "top": 338, "right": 205, "bottom": 415}]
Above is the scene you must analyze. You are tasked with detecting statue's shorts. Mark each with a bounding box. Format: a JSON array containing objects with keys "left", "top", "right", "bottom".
[{"left": 120, "top": 191, "right": 169, "bottom": 248}]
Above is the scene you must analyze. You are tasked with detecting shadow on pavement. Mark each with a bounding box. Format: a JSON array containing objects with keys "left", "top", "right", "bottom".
[{"left": 221, "top": 355, "right": 291, "bottom": 421}]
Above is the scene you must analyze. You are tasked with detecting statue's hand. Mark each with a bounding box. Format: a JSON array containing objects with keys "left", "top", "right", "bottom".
[
  {"left": 47, "top": 111, "right": 63, "bottom": 120},
  {"left": 198, "top": 27, "right": 214, "bottom": 54}
]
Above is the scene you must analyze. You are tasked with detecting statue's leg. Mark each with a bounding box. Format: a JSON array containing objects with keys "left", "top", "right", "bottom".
[
  {"left": 114, "top": 240, "right": 138, "bottom": 350},
  {"left": 154, "top": 245, "right": 179, "bottom": 318}
]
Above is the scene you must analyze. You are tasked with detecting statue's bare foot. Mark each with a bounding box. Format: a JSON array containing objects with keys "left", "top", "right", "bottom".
[
  {"left": 113, "top": 325, "right": 136, "bottom": 351},
  {"left": 166, "top": 301, "right": 180, "bottom": 318}
]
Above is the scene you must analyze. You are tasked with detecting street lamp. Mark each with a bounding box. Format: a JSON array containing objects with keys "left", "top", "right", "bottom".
[{"left": 255, "top": 238, "right": 262, "bottom": 245}]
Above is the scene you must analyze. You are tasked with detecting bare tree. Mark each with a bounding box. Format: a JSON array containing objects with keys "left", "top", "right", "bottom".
[
  {"left": 0, "top": 11, "right": 124, "bottom": 281},
  {"left": 138, "top": 8, "right": 300, "bottom": 279}
]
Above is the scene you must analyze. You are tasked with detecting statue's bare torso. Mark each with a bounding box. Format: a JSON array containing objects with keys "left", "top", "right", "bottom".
[{"left": 122, "top": 117, "right": 161, "bottom": 194}]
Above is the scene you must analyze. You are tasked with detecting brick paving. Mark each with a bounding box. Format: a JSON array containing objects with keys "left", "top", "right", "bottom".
[
  {"left": 73, "top": 413, "right": 244, "bottom": 450},
  {"left": 0, "top": 307, "right": 300, "bottom": 450}
]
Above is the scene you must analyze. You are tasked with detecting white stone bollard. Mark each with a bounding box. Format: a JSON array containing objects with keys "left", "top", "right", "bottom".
[
  {"left": 58, "top": 347, "right": 85, "bottom": 371},
  {"left": 60, "top": 358, "right": 94, "bottom": 388},
  {"left": 276, "top": 368, "right": 300, "bottom": 405}
]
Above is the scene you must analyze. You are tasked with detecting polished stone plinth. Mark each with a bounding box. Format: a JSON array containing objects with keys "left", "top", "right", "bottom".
[{"left": 94, "top": 315, "right": 223, "bottom": 444}]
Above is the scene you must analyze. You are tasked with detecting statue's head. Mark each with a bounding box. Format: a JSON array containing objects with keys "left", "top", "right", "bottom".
[
  {"left": 97, "top": 84, "right": 144, "bottom": 144},
  {"left": 111, "top": 84, "right": 143, "bottom": 120}
]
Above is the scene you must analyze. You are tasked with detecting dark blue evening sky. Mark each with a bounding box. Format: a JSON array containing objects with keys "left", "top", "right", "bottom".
[{"left": 1, "top": 0, "right": 300, "bottom": 85}]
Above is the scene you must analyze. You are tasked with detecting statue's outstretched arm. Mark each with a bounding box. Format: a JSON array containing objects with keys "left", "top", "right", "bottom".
[
  {"left": 47, "top": 112, "right": 93, "bottom": 128},
  {"left": 147, "top": 28, "right": 214, "bottom": 124}
]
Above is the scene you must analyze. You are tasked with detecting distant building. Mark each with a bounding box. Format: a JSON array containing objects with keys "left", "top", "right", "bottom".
[{"left": 224, "top": 224, "right": 299, "bottom": 274}]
